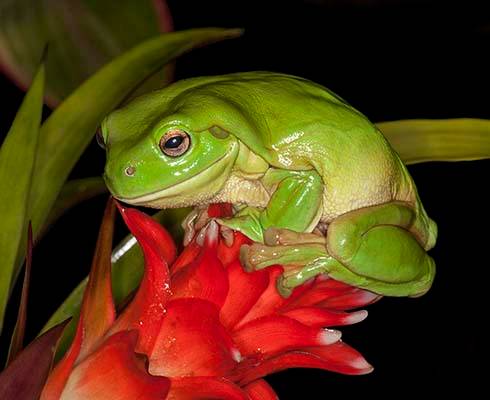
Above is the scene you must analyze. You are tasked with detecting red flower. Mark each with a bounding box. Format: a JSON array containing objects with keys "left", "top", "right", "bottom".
[{"left": 41, "top": 202, "right": 378, "bottom": 399}]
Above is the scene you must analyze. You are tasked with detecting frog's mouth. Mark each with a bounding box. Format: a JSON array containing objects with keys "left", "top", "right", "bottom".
[{"left": 116, "top": 153, "right": 233, "bottom": 208}]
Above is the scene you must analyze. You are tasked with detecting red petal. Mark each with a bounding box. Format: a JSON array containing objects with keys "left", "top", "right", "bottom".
[
  {"left": 235, "top": 266, "right": 287, "bottom": 327},
  {"left": 167, "top": 377, "right": 248, "bottom": 400},
  {"left": 281, "top": 307, "right": 368, "bottom": 328},
  {"left": 220, "top": 260, "right": 269, "bottom": 330},
  {"left": 109, "top": 205, "right": 173, "bottom": 355},
  {"left": 41, "top": 319, "right": 84, "bottom": 399},
  {"left": 301, "top": 343, "right": 374, "bottom": 375},
  {"left": 170, "top": 240, "right": 201, "bottom": 275},
  {"left": 208, "top": 203, "right": 234, "bottom": 218},
  {"left": 283, "top": 277, "right": 379, "bottom": 310},
  {"left": 217, "top": 231, "right": 252, "bottom": 267},
  {"left": 236, "top": 342, "right": 373, "bottom": 385},
  {"left": 316, "top": 289, "right": 381, "bottom": 310},
  {"left": 60, "top": 330, "right": 170, "bottom": 400},
  {"left": 171, "top": 225, "right": 229, "bottom": 308},
  {"left": 244, "top": 379, "right": 278, "bottom": 400},
  {"left": 149, "top": 298, "right": 239, "bottom": 377},
  {"left": 232, "top": 315, "right": 341, "bottom": 358},
  {"left": 117, "top": 203, "right": 177, "bottom": 264}
]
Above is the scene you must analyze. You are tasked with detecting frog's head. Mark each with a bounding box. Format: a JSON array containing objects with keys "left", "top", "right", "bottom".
[{"left": 100, "top": 92, "right": 239, "bottom": 208}]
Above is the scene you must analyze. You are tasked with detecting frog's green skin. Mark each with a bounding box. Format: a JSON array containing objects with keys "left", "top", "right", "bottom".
[{"left": 102, "top": 72, "right": 437, "bottom": 297}]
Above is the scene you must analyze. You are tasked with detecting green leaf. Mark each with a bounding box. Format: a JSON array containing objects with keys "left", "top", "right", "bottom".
[
  {"left": 40, "top": 177, "right": 107, "bottom": 239},
  {"left": 41, "top": 207, "right": 189, "bottom": 356},
  {"left": 0, "top": 0, "right": 173, "bottom": 106},
  {"left": 14, "top": 28, "right": 241, "bottom": 286},
  {"left": 377, "top": 118, "right": 490, "bottom": 164},
  {"left": 0, "top": 64, "right": 44, "bottom": 335},
  {"left": 6, "top": 224, "right": 33, "bottom": 366}
]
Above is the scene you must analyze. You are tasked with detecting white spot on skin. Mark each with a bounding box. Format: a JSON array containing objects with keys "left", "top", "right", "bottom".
[{"left": 318, "top": 328, "right": 342, "bottom": 345}]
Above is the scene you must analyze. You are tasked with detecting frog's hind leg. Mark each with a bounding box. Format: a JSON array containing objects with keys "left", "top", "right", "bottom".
[
  {"left": 240, "top": 236, "right": 342, "bottom": 297},
  {"left": 325, "top": 202, "right": 436, "bottom": 297},
  {"left": 242, "top": 202, "right": 436, "bottom": 298}
]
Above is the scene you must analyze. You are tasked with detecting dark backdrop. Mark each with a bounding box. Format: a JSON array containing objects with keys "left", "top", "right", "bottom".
[{"left": 0, "top": 0, "right": 488, "bottom": 397}]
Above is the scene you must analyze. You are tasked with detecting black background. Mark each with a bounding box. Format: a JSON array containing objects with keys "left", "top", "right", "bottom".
[{"left": 1, "top": 0, "right": 489, "bottom": 397}]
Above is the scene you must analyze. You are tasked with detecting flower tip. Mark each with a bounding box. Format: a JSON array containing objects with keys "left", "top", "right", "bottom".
[
  {"left": 114, "top": 199, "right": 126, "bottom": 213},
  {"left": 318, "top": 328, "right": 342, "bottom": 345},
  {"left": 351, "top": 356, "right": 374, "bottom": 375},
  {"left": 196, "top": 220, "right": 220, "bottom": 247},
  {"left": 346, "top": 310, "right": 368, "bottom": 325}
]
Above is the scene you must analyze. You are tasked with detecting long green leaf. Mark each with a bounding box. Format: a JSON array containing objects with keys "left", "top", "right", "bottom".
[
  {"left": 14, "top": 28, "right": 241, "bottom": 284},
  {"left": 0, "top": 0, "right": 173, "bottom": 106},
  {"left": 0, "top": 65, "right": 44, "bottom": 334},
  {"left": 42, "top": 207, "right": 189, "bottom": 356},
  {"left": 377, "top": 118, "right": 490, "bottom": 164},
  {"left": 6, "top": 224, "right": 33, "bottom": 366}
]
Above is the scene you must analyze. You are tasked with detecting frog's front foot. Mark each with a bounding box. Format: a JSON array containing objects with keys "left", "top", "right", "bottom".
[{"left": 182, "top": 206, "right": 234, "bottom": 246}]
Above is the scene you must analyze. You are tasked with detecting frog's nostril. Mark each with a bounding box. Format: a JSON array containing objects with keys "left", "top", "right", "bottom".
[{"left": 125, "top": 166, "right": 136, "bottom": 176}]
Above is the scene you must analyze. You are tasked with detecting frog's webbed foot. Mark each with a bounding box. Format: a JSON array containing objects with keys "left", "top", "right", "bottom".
[
  {"left": 242, "top": 203, "right": 437, "bottom": 299},
  {"left": 240, "top": 227, "right": 334, "bottom": 297},
  {"left": 182, "top": 206, "right": 234, "bottom": 246}
]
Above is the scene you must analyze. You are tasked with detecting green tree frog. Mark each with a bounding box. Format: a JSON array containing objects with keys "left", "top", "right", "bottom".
[{"left": 100, "top": 72, "right": 437, "bottom": 297}]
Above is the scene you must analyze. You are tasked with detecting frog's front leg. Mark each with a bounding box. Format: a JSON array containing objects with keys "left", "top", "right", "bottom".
[
  {"left": 218, "top": 170, "right": 324, "bottom": 243},
  {"left": 243, "top": 202, "right": 436, "bottom": 298}
]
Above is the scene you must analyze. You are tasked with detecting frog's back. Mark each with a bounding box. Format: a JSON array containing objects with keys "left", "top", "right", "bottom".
[{"left": 152, "top": 72, "right": 436, "bottom": 248}]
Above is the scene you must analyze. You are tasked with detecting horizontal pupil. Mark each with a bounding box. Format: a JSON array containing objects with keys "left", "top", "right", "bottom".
[{"left": 165, "top": 136, "right": 183, "bottom": 148}]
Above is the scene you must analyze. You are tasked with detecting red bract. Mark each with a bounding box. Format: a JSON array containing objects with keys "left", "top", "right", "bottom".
[{"left": 41, "top": 202, "right": 378, "bottom": 399}]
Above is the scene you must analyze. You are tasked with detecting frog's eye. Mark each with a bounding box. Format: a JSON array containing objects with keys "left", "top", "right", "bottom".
[
  {"left": 159, "top": 129, "right": 190, "bottom": 157},
  {"left": 95, "top": 127, "right": 106, "bottom": 149}
]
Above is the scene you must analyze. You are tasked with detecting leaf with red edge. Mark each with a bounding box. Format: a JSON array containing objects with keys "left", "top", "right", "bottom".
[
  {"left": 168, "top": 377, "right": 249, "bottom": 400},
  {"left": 171, "top": 222, "right": 229, "bottom": 307},
  {"left": 0, "top": 0, "right": 173, "bottom": 106},
  {"left": 41, "top": 199, "right": 117, "bottom": 398},
  {"left": 6, "top": 223, "right": 33, "bottom": 365},
  {"left": 232, "top": 315, "right": 341, "bottom": 358},
  {"left": 0, "top": 322, "right": 67, "bottom": 400},
  {"left": 236, "top": 342, "right": 373, "bottom": 386},
  {"left": 244, "top": 379, "right": 279, "bottom": 400},
  {"left": 60, "top": 330, "right": 171, "bottom": 400},
  {"left": 220, "top": 259, "right": 269, "bottom": 330},
  {"left": 77, "top": 198, "right": 117, "bottom": 360},
  {"left": 149, "top": 298, "right": 239, "bottom": 377},
  {"left": 41, "top": 317, "right": 84, "bottom": 400},
  {"left": 108, "top": 204, "right": 174, "bottom": 354}
]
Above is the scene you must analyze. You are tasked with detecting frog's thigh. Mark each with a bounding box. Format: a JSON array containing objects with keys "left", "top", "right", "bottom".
[
  {"left": 327, "top": 202, "right": 436, "bottom": 297},
  {"left": 219, "top": 171, "right": 323, "bottom": 242}
]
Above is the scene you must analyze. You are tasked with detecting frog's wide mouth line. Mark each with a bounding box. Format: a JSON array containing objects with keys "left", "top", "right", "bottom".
[{"left": 116, "top": 152, "right": 230, "bottom": 205}]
